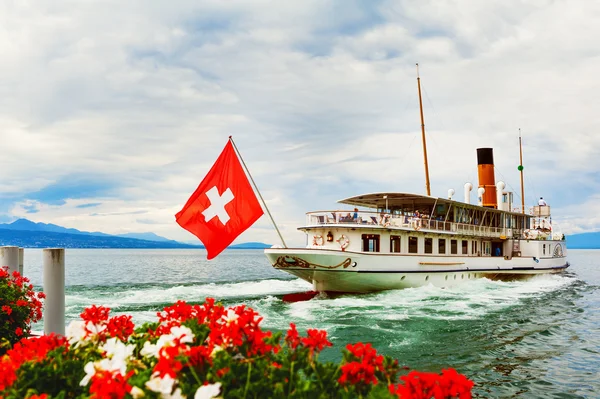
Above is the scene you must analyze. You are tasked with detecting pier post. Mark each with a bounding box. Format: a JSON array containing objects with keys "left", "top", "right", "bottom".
[
  {"left": 19, "top": 247, "right": 24, "bottom": 275},
  {"left": 43, "top": 248, "right": 65, "bottom": 336},
  {"left": 0, "top": 246, "right": 20, "bottom": 274}
]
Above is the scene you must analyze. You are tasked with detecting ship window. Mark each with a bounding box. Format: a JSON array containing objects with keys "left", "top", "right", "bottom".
[
  {"left": 438, "top": 239, "right": 446, "bottom": 254},
  {"left": 472, "top": 241, "right": 478, "bottom": 255},
  {"left": 543, "top": 244, "right": 546, "bottom": 255},
  {"left": 462, "top": 240, "right": 468, "bottom": 255},
  {"left": 390, "top": 235, "right": 401, "bottom": 253},
  {"left": 424, "top": 238, "right": 433, "bottom": 254},
  {"left": 408, "top": 236, "right": 419, "bottom": 253},
  {"left": 362, "top": 234, "right": 380, "bottom": 252},
  {"left": 451, "top": 239, "right": 458, "bottom": 254}
]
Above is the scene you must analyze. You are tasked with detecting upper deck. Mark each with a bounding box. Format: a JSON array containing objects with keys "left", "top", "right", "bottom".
[{"left": 300, "top": 192, "right": 554, "bottom": 240}]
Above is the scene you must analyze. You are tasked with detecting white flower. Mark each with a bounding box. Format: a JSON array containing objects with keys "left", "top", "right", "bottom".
[
  {"left": 145, "top": 374, "right": 176, "bottom": 395},
  {"left": 66, "top": 320, "right": 87, "bottom": 345},
  {"left": 195, "top": 383, "right": 222, "bottom": 399},
  {"left": 142, "top": 328, "right": 193, "bottom": 359},
  {"left": 101, "top": 337, "right": 135, "bottom": 362},
  {"left": 141, "top": 340, "right": 158, "bottom": 358},
  {"left": 163, "top": 387, "right": 187, "bottom": 399},
  {"left": 130, "top": 386, "right": 145, "bottom": 398},
  {"left": 141, "top": 334, "right": 173, "bottom": 358},
  {"left": 79, "top": 361, "right": 96, "bottom": 386},
  {"left": 222, "top": 309, "right": 239, "bottom": 325},
  {"left": 170, "top": 325, "right": 194, "bottom": 343},
  {"left": 98, "top": 355, "right": 127, "bottom": 375},
  {"left": 85, "top": 321, "right": 107, "bottom": 336}
]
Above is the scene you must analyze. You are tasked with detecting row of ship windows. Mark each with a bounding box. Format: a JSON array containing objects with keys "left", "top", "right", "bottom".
[{"left": 361, "top": 234, "right": 488, "bottom": 255}]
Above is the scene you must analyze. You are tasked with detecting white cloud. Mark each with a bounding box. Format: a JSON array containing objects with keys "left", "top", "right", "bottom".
[{"left": 1, "top": 0, "right": 599, "bottom": 247}]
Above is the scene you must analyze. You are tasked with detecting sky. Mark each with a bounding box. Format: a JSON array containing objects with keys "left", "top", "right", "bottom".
[{"left": 1, "top": 0, "right": 599, "bottom": 246}]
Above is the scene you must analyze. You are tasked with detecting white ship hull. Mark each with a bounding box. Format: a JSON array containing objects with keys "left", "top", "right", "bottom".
[{"left": 264, "top": 245, "right": 569, "bottom": 293}]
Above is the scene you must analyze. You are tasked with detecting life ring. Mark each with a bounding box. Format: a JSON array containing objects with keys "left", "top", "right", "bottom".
[
  {"left": 312, "top": 235, "right": 324, "bottom": 246},
  {"left": 336, "top": 234, "right": 350, "bottom": 251}
]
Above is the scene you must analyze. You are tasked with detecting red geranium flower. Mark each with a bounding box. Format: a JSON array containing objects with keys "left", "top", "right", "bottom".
[
  {"left": 80, "top": 305, "right": 111, "bottom": 325},
  {"left": 301, "top": 329, "right": 332, "bottom": 354},
  {"left": 285, "top": 323, "right": 301, "bottom": 349}
]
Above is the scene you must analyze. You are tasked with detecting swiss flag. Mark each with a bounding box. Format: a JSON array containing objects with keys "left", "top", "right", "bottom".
[{"left": 176, "top": 140, "right": 264, "bottom": 259}]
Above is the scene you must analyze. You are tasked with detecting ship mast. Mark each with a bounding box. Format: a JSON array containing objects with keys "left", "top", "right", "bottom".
[
  {"left": 416, "top": 63, "right": 431, "bottom": 196},
  {"left": 518, "top": 128, "right": 525, "bottom": 214}
]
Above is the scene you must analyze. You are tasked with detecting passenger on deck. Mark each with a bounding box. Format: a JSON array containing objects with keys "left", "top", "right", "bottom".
[
  {"left": 538, "top": 197, "right": 547, "bottom": 206},
  {"left": 353, "top": 208, "right": 358, "bottom": 221},
  {"left": 379, "top": 212, "right": 390, "bottom": 226}
]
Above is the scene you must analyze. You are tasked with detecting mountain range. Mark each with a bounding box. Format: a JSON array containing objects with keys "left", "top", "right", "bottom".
[{"left": 0, "top": 219, "right": 271, "bottom": 249}]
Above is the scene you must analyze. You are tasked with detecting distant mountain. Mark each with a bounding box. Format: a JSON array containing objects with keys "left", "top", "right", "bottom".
[
  {"left": 0, "top": 218, "right": 270, "bottom": 249},
  {"left": 0, "top": 229, "right": 201, "bottom": 249},
  {"left": 567, "top": 232, "right": 600, "bottom": 249},
  {"left": 229, "top": 242, "right": 272, "bottom": 249},
  {"left": 0, "top": 219, "right": 110, "bottom": 237},
  {"left": 116, "top": 232, "right": 176, "bottom": 243}
]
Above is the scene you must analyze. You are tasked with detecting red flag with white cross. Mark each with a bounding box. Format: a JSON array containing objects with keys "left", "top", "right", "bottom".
[{"left": 175, "top": 141, "right": 264, "bottom": 259}]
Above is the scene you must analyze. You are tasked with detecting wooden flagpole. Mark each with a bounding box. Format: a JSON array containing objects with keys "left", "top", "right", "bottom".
[{"left": 228, "top": 136, "right": 288, "bottom": 248}]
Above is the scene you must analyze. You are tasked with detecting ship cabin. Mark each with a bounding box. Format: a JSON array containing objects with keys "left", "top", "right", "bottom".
[{"left": 301, "top": 192, "right": 547, "bottom": 258}]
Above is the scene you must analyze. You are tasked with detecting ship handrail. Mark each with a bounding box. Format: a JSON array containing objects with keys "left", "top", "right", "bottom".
[{"left": 304, "top": 211, "right": 521, "bottom": 239}]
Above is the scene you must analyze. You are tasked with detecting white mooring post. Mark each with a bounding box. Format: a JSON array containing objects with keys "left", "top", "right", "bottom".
[
  {"left": 0, "top": 246, "right": 20, "bottom": 274},
  {"left": 43, "top": 248, "right": 65, "bottom": 336},
  {"left": 18, "top": 247, "right": 24, "bottom": 275}
]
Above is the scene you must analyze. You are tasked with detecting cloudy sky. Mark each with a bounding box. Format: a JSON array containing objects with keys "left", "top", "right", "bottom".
[{"left": 1, "top": 0, "right": 599, "bottom": 246}]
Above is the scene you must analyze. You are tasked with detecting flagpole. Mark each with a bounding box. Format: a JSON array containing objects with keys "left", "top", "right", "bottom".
[{"left": 228, "top": 136, "right": 288, "bottom": 248}]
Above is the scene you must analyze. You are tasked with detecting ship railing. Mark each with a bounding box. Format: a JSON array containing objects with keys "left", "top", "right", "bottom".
[
  {"left": 511, "top": 205, "right": 552, "bottom": 218},
  {"left": 305, "top": 211, "right": 515, "bottom": 238}
]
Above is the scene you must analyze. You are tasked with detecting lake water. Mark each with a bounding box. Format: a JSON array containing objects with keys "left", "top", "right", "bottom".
[{"left": 21, "top": 248, "right": 600, "bottom": 398}]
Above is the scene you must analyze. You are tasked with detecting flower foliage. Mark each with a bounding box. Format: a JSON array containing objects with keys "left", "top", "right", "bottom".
[
  {"left": 0, "top": 267, "right": 45, "bottom": 353},
  {"left": 0, "top": 298, "right": 474, "bottom": 398}
]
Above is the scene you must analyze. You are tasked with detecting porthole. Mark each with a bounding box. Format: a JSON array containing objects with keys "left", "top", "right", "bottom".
[
  {"left": 445, "top": 275, "right": 448, "bottom": 281},
  {"left": 461, "top": 274, "right": 464, "bottom": 279},
  {"left": 401, "top": 276, "right": 405, "bottom": 281},
  {"left": 425, "top": 276, "right": 429, "bottom": 281},
  {"left": 468, "top": 273, "right": 471, "bottom": 279},
  {"left": 454, "top": 275, "right": 457, "bottom": 280}
]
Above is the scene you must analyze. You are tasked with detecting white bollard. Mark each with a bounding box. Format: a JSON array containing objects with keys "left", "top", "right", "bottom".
[
  {"left": 43, "top": 248, "right": 65, "bottom": 336},
  {"left": 0, "top": 246, "right": 19, "bottom": 274},
  {"left": 18, "top": 247, "right": 24, "bottom": 275}
]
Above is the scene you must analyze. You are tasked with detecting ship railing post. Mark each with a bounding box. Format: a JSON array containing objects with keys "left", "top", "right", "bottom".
[
  {"left": 0, "top": 246, "right": 20, "bottom": 274},
  {"left": 43, "top": 248, "right": 65, "bottom": 336}
]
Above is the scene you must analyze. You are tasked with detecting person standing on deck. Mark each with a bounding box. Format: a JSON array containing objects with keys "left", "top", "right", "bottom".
[{"left": 538, "top": 197, "right": 547, "bottom": 206}]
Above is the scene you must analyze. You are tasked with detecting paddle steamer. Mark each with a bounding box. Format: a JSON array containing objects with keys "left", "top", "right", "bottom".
[{"left": 264, "top": 68, "right": 568, "bottom": 293}]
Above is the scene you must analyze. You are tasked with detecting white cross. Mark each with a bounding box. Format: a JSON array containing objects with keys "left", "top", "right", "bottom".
[{"left": 202, "top": 186, "right": 235, "bottom": 225}]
